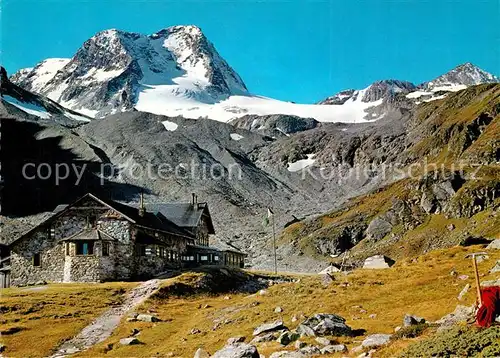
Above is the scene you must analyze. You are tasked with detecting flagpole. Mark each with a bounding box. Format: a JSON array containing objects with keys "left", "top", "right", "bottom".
[{"left": 272, "top": 208, "right": 277, "bottom": 274}]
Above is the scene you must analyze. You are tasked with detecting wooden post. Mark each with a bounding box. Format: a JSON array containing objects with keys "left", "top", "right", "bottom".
[
  {"left": 466, "top": 252, "right": 487, "bottom": 307},
  {"left": 472, "top": 255, "right": 482, "bottom": 306}
]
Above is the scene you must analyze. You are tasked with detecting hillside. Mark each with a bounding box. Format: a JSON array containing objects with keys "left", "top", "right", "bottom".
[
  {"left": 279, "top": 84, "right": 500, "bottom": 267},
  {"left": 1, "top": 246, "right": 499, "bottom": 357}
]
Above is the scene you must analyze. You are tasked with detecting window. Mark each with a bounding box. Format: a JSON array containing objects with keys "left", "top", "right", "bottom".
[
  {"left": 76, "top": 241, "right": 94, "bottom": 255},
  {"left": 159, "top": 247, "right": 165, "bottom": 258},
  {"left": 65, "top": 243, "right": 70, "bottom": 256},
  {"left": 214, "top": 255, "right": 219, "bottom": 261},
  {"left": 33, "top": 253, "right": 41, "bottom": 267},
  {"left": 102, "top": 242, "right": 110, "bottom": 256},
  {"left": 87, "top": 215, "right": 97, "bottom": 229},
  {"left": 200, "top": 255, "right": 208, "bottom": 261},
  {"left": 145, "top": 246, "right": 153, "bottom": 256}
]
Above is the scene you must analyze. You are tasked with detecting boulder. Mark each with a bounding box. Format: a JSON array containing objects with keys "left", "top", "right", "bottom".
[
  {"left": 321, "top": 344, "right": 347, "bottom": 354},
  {"left": 299, "top": 345, "right": 321, "bottom": 355},
  {"left": 194, "top": 348, "right": 210, "bottom": 358},
  {"left": 361, "top": 334, "right": 392, "bottom": 348},
  {"left": 136, "top": 314, "right": 161, "bottom": 322},
  {"left": 315, "top": 337, "right": 333, "bottom": 346},
  {"left": 296, "top": 324, "right": 316, "bottom": 337},
  {"left": 321, "top": 274, "right": 335, "bottom": 286},
  {"left": 119, "top": 337, "right": 140, "bottom": 346},
  {"left": 486, "top": 239, "right": 500, "bottom": 250},
  {"left": 274, "top": 306, "right": 284, "bottom": 313},
  {"left": 0, "top": 344, "right": 6, "bottom": 353},
  {"left": 253, "top": 320, "right": 287, "bottom": 336},
  {"left": 300, "top": 313, "right": 351, "bottom": 336},
  {"left": 277, "top": 331, "right": 300, "bottom": 346},
  {"left": 481, "top": 279, "right": 500, "bottom": 287},
  {"left": 269, "top": 351, "right": 305, "bottom": 358},
  {"left": 227, "top": 336, "right": 246, "bottom": 344},
  {"left": 403, "top": 314, "right": 426, "bottom": 327},
  {"left": 489, "top": 261, "right": 500, "bottom": 273},
  {"left": 250, "top": 332, "right": 277, "bottom": 343},
  {"left": 294, "top": 340, "right": 307, "bottom": 349},
  {"left": 434, "top": 305, "right": 475, "bottom": 330},
  {"left": 363, "top": 255, "right": 395, "bottom": 269},
  {"left": 365, "top": 217, "right": 393, "bottom": 241},
  {"left": 458, "top": 284, "right": 470, "bottom": 301},
  {"left": 211, "top": 343, "right": 259, "bottom": 358}
]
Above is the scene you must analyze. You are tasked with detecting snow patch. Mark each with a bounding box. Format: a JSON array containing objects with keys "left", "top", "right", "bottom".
[
  {"left": 161, "top": 120, "right": 178, "bottom": 131},
  {"left": 288, "top": 154, "right": 316, "bottom": 172},
  {"left": 2, "top": 95, "right": 51, "bottom": 119},
  {"left": 230, "top": 133, "right": 244, "bottom": 141}
]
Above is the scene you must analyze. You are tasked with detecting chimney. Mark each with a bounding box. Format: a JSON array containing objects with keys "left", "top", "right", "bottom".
[
  {"left": 139, "top": 192, "right": 146, "bottom": 217},
  {"left": 191, "top": 193, "right": 197, "bottom": 206}
]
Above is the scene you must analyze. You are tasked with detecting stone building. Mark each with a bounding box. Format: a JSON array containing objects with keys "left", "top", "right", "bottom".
[{"left": 6, "top": 193, "right": 246, "bottom": 286}]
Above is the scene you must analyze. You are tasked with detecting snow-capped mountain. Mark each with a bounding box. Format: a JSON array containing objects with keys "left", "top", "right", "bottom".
[
  {"left": 420, "top": 62, "right": 500, "bottom": 92},
  {"left": 10, "top": 58, "right": 71, "bottom": 93},
  {"left": 10, "top": 24, "right": 499, "bottom": 124},
  {"left": 11, "top": 26, "right": 248, "bottom": 118},
  {"left": 1, "top": 66, "right": 90, "bottom": 123},
  {"left": 319, "top": 80, "right": 416, "bottom": 105},
  {"left": 320, "top": 63, "right": 499, "bottom": 106}
]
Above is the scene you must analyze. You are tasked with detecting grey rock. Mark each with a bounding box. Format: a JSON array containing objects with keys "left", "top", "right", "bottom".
[
  {"left": 274, "top": 306, "right": 284, "bottom": 313},
  {"left": 403, "top": 314, "right": 426, "bottom": 327},
  {"left": 119, "top": 337, "right": 140, "bottom": 345},
  {"left": 299, "top": 345, "right": 321, "bottom": 355},
  {"left": 194, "top": 348, "right": 210, "bottom": 358},
  {"left": 361, "top": 334, "right": 392, "bottom": 348},
  {"left": 486, "top": 239, "right": 500, "bottom": 250},
  {"left": 300, "top": 313, "right": 351, "bottom": 336},
  {"left": 296, "top": 324, "right": 316, "bottom": 337},
  {"left": 489, "top": 261, "right": 500, "bottom": 273},
  {"left": 136, "top": 314, "right": 160, "bottom": 322},
  {"left": 277, "top": 331, "right": 300, "bottom": 346},
  {"left": 250, "top": 332, "right": 277, "bottom": 343},
  {"left": 211, "top": 343, "right": 259, "bottom": 358},
  {"left": 435, "top": 305, "right": 475, "bottom": 330},
  {"left": 294, "top": 340, "right": 307, "bottom": 349},
  {"left": 481, "top": 279, "right": 500, "bottom": 287},
  {"left": 321, "top": 344, "right": 347, "bottom": 354},
  {"left": 269, "top": 351, "right": 305, "bottom": 358},
  {"left": 253, "top": 320, "right": 286, "bottom": 336},
  {"left": 365, "top": 216, "right": 393, "bottom": 241},
  {"left": 458, "top": 284, "right": 470, "bottom": 301},
  {"left": 227, "top": 336, "right": 246, "bottom": 344},
  {"left": 230, "top": 114, "right": 318, "bottom": 137},
  {"left": 315, "top": 337, "right": 333, "bottom": 346}
]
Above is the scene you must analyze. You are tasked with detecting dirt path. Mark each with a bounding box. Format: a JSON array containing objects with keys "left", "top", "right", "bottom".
[{"left": 51, "top": 279, "right": 160, "bottom": 357}]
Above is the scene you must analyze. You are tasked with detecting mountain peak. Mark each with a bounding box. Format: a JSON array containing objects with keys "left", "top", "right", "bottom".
[
  {"left": 420, "top": 62, "right": 499, "bottom": 92},
  {"left": 10, "top": 25, "right": 248, "bottom": 118}
]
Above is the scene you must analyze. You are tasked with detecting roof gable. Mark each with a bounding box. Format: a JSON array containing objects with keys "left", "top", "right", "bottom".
[{"left": 8, "top": 193, "right": 196, "bottom": 246}]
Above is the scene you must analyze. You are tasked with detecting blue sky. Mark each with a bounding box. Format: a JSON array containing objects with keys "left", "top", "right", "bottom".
[{"left": 1, "top": 0, "right": 499, "bottom": 103}]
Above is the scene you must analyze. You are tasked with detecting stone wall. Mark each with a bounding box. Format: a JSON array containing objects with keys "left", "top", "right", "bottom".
[
  {"left": 10, "top": 227, "right": 65, "bottom": 286},
  {"left": 66, "top": 255, "right": 100, "bottom": 282}
]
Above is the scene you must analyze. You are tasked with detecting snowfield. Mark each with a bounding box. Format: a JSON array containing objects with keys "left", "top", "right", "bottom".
[
  {"left": 161, "top": 120, "right": 178, "bottom": 131},
  {"left": 230, "top": 133, "right": 244, "bottom": 141},
  {"left": 288, "top": 154, "right": 316, "bottom": 172},
  {"left": 136, "top": 89, "right": 383, "bottom": 124},
  {"left": 2, "top": 95, "right": 51, "bottom": 119}
]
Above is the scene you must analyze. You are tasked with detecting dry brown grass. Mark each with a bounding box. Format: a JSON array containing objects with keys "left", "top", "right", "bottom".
[
  {"left": 0, "top": 282, "right": 137, "bottom": 357},
  {"left": 66, "top": 245, "right": 500, "bottom": 358}
]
